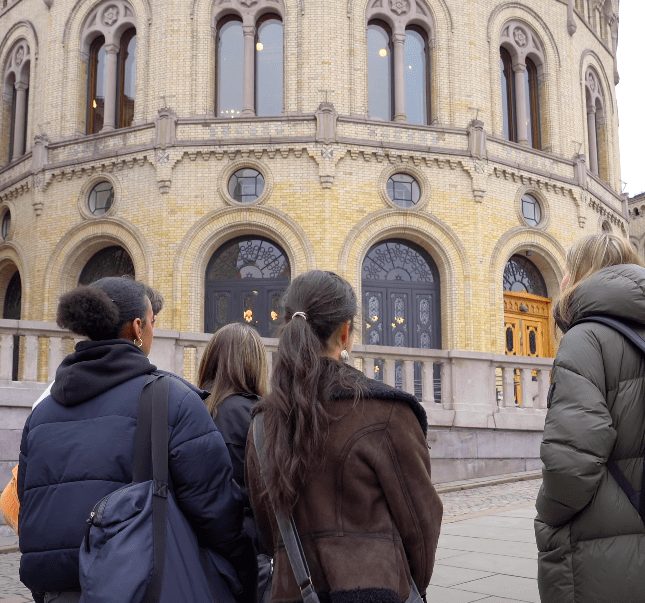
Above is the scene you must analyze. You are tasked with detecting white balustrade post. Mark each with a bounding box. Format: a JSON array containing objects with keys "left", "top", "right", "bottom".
[
  {"left": 0, "top": 333, "right": 13, "bottom": 380},
  {"left": 383, "top": 358, "right": 396, "bottom": 387},
  {"left": 502, "top": 367, "right": 515, "bottom": 408},
  {"left": 402, "top": 360, "right": 414, "bottom": 395},
  {"left": 440, "top": 361, "right": 452, "bottom": 409},
  {"left": 537, "top": 369, "right": 550, "bottom": 409},
  {"left": 265, "top": 349, "right": 273, "bottom": 380},
  {"left": 23, "top": 334, "right": 38, "bottom": 382},
  {"left": 520, "top": 368, "right": 533, "bottom": 408},
  {"left": 422, "top": 361, "right": 435, "bottom": 404},
  {"left": 48, "top": 336, "right": 62, "bottom": 381},
  {"left": 173, "top": 342, "right": 185, "bottom": 378}
]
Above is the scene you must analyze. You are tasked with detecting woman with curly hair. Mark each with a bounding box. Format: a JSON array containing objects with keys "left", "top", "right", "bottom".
[{"left": 18, "top": 277, "right": 256, "bottom": 603}]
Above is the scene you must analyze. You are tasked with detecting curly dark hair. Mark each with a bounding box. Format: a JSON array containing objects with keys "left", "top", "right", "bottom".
[{"left": 57, "top": 277, "right": 148, "bottom": 341}]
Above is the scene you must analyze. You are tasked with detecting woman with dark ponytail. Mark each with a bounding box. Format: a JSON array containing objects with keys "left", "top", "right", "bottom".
[
  {"left": 245, "top": 270, "right": 443, "bottom": 603},
  {"left": 18, "top": 277, "right": 256, "bottom": 603}
]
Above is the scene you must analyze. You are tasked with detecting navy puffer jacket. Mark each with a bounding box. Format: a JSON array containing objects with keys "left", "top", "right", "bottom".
[{"left": 18, "top": 339, "right": 256, "bottom": 602}]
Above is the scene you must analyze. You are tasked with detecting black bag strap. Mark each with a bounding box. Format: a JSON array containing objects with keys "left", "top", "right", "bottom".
[
  {"left": 252, "top": 414, "right": 320, "bottom": 603},
  {"left": 131, "top": 374, "right": 170, "bottom": 603},
  {"left": 572, "top": 315, "right": 645, "bottom": 522}
]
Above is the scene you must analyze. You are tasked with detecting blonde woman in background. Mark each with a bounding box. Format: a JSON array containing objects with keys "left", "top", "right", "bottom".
[
  {"left": 536, "top": 233, "right": 645, "bottom": 602},
  {"left": 198, "top": 323, "right": 272, "bottom": 603}
]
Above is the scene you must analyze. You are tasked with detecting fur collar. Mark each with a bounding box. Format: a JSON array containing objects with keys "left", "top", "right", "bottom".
[{"left": 328, "top": 364, "right": 428, "bottom": 437}]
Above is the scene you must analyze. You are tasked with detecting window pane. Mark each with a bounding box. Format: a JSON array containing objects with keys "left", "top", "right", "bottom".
[
  {"left": 217, "top": 19, "right": 244, "bottom": 118},
  {"left": 256, "top": 18, "right": 283, "bottom": 116},
  {"left": 405, "top": 29, "right": 427, "bottom": 125},
  {"left": 119, "top": 31, "right": 136, "bottom": 128},
  {"left": 367, "top": 23, "right": 392, "bottom": 121},
  {"left": 79, "top": 246, "right": 135, "bottom": 286},
  {"left": 89, "top": 38, "right": 106, "bottom": 134}
]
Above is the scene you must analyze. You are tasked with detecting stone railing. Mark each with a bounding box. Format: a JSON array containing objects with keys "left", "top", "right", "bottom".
[{"left": 0, "top": 319, "right": 553, "bottom": 430}]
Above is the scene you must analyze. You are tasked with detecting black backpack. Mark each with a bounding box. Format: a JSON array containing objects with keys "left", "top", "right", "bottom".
[{"left": 573, "top": 315, "right": 645, "bottom": 523}]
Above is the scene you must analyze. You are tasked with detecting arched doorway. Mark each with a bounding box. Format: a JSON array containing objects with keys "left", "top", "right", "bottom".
[
  {"left": 362, "top": 239, "right": 441, "bottom": 396},
  {"left": 3, "top": 270, "right": 21, "bottom": 380},
  {"left": 205, "top": 236, "right": 291, "bottom": 336},
  {"left": 503, "top": 254, "right": 553, "bottom": 358},
  {"left": 78, "top": 246, "right": 135, "bottom": 285}
]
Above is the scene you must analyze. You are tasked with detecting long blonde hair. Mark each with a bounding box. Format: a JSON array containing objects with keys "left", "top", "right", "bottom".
[
  {"left": 556, "top": 233, "right": 645, "bottom": 327},
  {"left": 197, "top": 323, "right": 268, "bottom": 418}
]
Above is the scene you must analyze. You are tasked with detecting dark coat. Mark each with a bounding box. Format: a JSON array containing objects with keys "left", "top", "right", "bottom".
[
  {"left": 536, "top": 264, "right": 645, "bottom": 603},
  {"left": 18, "top": 339, "right": 256, "bottom": 603},
  {"left": 213, "top": 393, "right": 267, "bottom": 556},
  {"left": 245, "top": 363, "right": 443, "bottom": 603}
]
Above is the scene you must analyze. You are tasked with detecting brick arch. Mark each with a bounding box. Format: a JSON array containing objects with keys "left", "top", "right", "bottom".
[
  {"left": 488, "top": 5, "right": 561, "bottom": 153},
  {"left": 42, "top": 218, "right": 150, "bottom": 320},
  {"left": 338, "top": 209, "right": 472, "bottom": 351},
  {"left": 60, "top": 0, "right": 151, "bottom": 136},
  {"left": 0, "top": 242, "right": 28, "bottom": 318},
  {"left": 173, "top": 205, "right": 316, "bottom": 332},
  {"left": 488, "top": 227, "right": 565, "bottom": 352}
]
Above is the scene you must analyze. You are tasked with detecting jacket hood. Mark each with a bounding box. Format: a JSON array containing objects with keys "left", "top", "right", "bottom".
[
  {"left": 329, "top": 364, "right": 428, "bottom": 437},
  {"left": 51, "top": 339, "right": 156, "bottom": 406},
  {"left": 559, "top": 264, "right": 645, "bottom": 332}
]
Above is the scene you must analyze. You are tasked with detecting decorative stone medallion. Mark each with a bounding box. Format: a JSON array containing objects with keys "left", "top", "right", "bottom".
[
  {"left": 587, "top": 73, "right": 596, "bottom": 92},
  {"left": 15, "top": 47, "right": 24, "bottom": 66},
  {"left": 103, "top": 6, "right": 120, "bottom": 26},
  {"left": 389, "top": 0, "right": 410, "bottom": 15},
  {"left": 513, "top": 28, "right": 527, "bottom": 47}
]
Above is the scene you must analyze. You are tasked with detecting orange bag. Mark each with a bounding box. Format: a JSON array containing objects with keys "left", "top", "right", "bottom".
[{"left": 0, "top": 464, "right": 19, "bottom": 534}]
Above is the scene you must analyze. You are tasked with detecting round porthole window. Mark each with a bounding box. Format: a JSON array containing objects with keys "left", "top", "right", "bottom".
[
  {"left": 88, "top": 181, "right": 114, "bottom": 216},
  {"left": 1, "top": 211, "right": 10, "bottom": 240},
  {"left": 228, "top": 168, "right": 265, "bottom": 204},
  {"left": 521, "top": 194, "right": 542, "bottom": 227},
  {"left": 387, "top": 173, "right": 421, "bottom": 208}
]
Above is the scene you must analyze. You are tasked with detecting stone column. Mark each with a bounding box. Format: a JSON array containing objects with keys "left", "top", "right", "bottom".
[
  {"left": 11, "top": 82, "right": 28, "bottom": 159},
  {"left": 513, "top": 63, "right": 528, "bottom": 145},
  {"left": 587, "top": 104, "right": 598, "bottom": 175},
  {"left": 101, "top": 44, "right": 119, "bottom": 131},
  {"left": 392, "top": 32, "right": 406, "bottom": 122},
  {"left": 242, "top": 25, "right": 256, "bottom": 116}
]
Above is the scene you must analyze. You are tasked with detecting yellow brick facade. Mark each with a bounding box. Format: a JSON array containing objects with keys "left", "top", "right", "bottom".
[{"left": 0, "top": 0, "right": 627, "bottom": 357}]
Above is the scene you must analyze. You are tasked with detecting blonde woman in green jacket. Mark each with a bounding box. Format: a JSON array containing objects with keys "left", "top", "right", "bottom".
[{"left": 536, "top": 233, "right": 645, "bottom": 602}]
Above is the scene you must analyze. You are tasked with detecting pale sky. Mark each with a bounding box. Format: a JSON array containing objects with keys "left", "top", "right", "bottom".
[{"left": 616, "top": 3, "right": 645, "bottom": 198}]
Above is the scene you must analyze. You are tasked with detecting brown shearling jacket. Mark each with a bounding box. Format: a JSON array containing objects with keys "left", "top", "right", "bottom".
[{"left": 245, "top": 372, "right": 443, "bottom": 603}]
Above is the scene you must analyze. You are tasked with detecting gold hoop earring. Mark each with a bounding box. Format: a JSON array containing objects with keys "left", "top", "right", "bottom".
[
  {"left": 340, "top": 349, "right": 349, "bottom": 363},
  {"left": 134, "top": 337, "right": 143, "bottom": 348}
]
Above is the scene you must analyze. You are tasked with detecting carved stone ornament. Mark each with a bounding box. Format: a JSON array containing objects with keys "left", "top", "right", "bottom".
[
  {"left": 240, "top": 0, "right": 258, "bottom": 5},
  {"left": 389, "top": 0, "right": 410, "bottom": 15},
  {"left": 15, "top": 48, "right": 24, "bottom": 66},
  {"left": 315, "top": 102, "right": 338, "bottom": 145},
  {"left": 103, "top": 6, "right": 120, "bottom": 26},
  {"left": 513, "top": 28, "right": 527, "bottom": 47},
  {"left": 587, "top": 73, "right": 596, "bottom": 92}
]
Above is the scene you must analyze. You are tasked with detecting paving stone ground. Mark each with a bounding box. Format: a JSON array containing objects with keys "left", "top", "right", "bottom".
[{"left": 0, "top": 478, "right": 543, "bottom": 602}]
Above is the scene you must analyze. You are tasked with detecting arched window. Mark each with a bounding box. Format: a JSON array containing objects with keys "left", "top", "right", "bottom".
[
  {"left": 362, "top": 239, "right": 441, "bottom": 397},
  {"left": 88, "top": 36, "right": 106, "bottom": 134},
  {"left": 205, "top": 236, "right": 291, "bottom": 336},
  {"left": 82, "top": 2, "right": 137, "bottom": 134},
  {"left": 3, "top": 41, "right": 30, "bottom": 162},
  {"left": 365, "top": 0, "right": 434, "bottom": 124},
  {"left": 585, "top": 67, "right": 607, "bottom": 180},
  {"left": 404, "top": 27, "right": 430, "bottom": 125},
  {"left": 500, "top": 47, "right": 515, "bottom": 141},
  {"left": 367, "top": 20, "right": 393, "bottom": 121},
  {"left": 499, "top": 22, "right": 545, "bottom": 150},
  {"left": 3, "top": 270, "right": 21, "bottom": 381},
  {"left": 255, "top": 14, "right": 283, "bottom": 117},
  {"left": 503, "top": 255, "right": 547, "bottom": 296},
  {"left": 216, "top": 16, "right": 244, "bottom": 118},
  {"left": 213, "top": 0, "right": 285, "bottom": 118},
  {"left": 117, "top": 28, "right": 136, "bottom": 128},
  {"left": 78, "top": 246, "right": 135, "bottom": 285}
]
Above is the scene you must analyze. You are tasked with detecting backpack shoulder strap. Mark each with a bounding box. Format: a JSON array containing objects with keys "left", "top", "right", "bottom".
[
  {"left": 252, "top": 414, "right": 320, "bottom": 603},
  {"left": 572, "top": 315, "right": 645, "bottom": 355}
]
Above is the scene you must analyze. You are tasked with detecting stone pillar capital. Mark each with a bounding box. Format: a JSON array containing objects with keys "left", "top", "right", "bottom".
[
  {"left": 104, "top": 43, "right": 120, "bottom": 55},
  {"left": 392, "top": 33, "right": 406, "bottom": 45},
  {"left": 14, "top": 81, "right": 28, "bottom": 91},
  {"left": 512, "top": 62, "right": 526, "bottom": 74},
  {"left": 242, "top": 25, "right": 255, "bottom": 37},
  {"left": 587, "top": 104, "right": 596, "bottom": 115}
]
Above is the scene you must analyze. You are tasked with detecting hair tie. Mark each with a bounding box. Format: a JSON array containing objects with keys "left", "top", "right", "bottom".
[{"left": 292, "top": 311, "right": 307, "bottom": 321}]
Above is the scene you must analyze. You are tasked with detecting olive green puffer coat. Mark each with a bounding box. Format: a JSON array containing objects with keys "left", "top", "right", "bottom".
[{"left": 536, "top": 264, "right": 645, "bottom": 603}]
